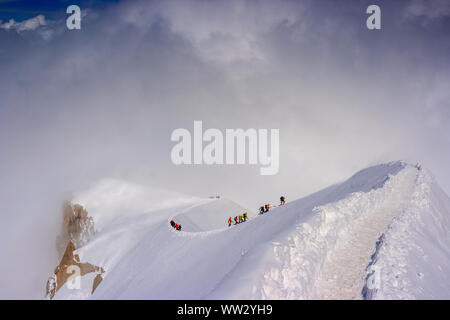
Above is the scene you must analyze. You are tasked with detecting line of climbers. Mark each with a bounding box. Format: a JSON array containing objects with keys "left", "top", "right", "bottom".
[
  {"left": 228, "top": 212, "right": 248, "bottom": 227},
  {"left": 170, "top": 196, "right": 287, "bottom": 231},
  {"left": 228, "top": 196, "right": 286, "bottom": 227},
  {"left": 170, "top": 220, "right": 182, "bottom": 231},
  {"left": 259, "top": 196, "right": 285, "bottom": 215}
]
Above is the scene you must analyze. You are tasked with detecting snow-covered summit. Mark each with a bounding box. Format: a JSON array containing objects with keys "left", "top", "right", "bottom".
[{"left": 49, "top": 161, "right": 450, "bottom": 299}]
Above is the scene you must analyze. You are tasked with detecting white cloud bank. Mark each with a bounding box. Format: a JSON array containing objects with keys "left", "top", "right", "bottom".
[{"left": 0, "top": 14, "right": 46, "bottom": 32}]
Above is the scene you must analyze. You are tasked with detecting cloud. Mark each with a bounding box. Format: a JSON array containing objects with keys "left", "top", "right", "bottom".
[
  {"left": 0, "top": 14, "right": 64, "bottom": 41},
  {"left": 119, "top": 0, "right": 301, "bottom": 63},
  {"left": 0, "top": 14, "right": 46, "bottom": 32},
  {"left": 403, "top": 0, "right": 450, "bottom": 23}
]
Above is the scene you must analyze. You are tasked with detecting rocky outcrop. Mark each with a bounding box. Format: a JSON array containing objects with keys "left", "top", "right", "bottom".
[
  {"left": 47, "top": 201, "right": 104, "bottom": 299},
  {"left": 56, "top": 201, "right": 96, "bottom": 257},
  {"left": 46, "top": 241, "right": 105, "bottom": 299}
]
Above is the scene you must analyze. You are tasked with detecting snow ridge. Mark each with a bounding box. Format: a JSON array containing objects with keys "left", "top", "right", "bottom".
[
  {"left": 362, "top": 166, "right": 450, "bottom": 299},
  {"left": 256, "top": 164, "right": 417, "bottom": 299}
]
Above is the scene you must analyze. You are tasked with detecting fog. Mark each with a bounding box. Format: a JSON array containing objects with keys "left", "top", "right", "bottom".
[{"left": 0, "top": 0, "right": 449, "bottom": 298}]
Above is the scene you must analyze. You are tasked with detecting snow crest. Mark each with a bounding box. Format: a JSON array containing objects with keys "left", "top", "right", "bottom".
[
  {"left": 255, "top": 164, "right": 417, "bottom": 299},
  {"left": 362, "top": 167, "right": 450, "bottom": 299}
]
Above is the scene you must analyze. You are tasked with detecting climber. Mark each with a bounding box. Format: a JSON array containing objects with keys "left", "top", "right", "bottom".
[
  {"left": 176, "top": 224, "right": 182, "bottom": 231},
  {"left": 234, "top": 216, "right": 238, "bottom": 224},
  {"left": 170, "top": 220, "right": 175, "bottom": 228},
  {"left": 280, "top": 196, "right": 285, "bottom": 205},
  {"left": 239, "top": 215, "right": 243, "bottom": 223},
  {"left": 264, "top": 204, "right": 270, "bottom": 212},
  {"left": 259, "top": 206, "right": 265, "bottom": 215},
  {"left": 243, "top": 212, "right": 248, "bottom": 221},
  {"left": 228, "top": 217, "right": 232, "bottom": 227}
]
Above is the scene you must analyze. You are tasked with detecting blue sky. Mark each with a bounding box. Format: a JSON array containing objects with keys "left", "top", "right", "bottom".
[{"left": 0, "top": 0, "right": 117, "bottom": 21}]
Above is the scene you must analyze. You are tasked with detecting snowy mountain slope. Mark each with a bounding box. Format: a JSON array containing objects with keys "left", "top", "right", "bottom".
[
  {"left": 52, "top": 161, "right": 450, "bottom": 299},
  {"left": 207, "top": 162, "right": 418, "bottom": 299}
]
